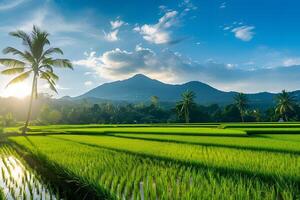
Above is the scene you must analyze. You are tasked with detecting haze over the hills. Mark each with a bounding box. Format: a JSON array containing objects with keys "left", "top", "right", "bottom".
[{"left": 76, "top": 74, "right": 300, "bottom": 106}]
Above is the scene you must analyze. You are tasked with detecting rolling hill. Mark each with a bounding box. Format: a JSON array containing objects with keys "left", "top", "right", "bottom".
[{"left": 76, "top": 74, "right": 300, "bottom": 106}]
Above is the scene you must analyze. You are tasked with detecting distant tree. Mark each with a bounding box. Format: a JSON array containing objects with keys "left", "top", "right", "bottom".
[
  {"left": 220, "top": 104, "right": 241, "bottom": 122},
  {"left": 4, "top": 112, "right": 16, "bottom": 127},
  {"left": 234, "top": 93, "right": 249, "bottom": 122},
  {"left": 48, "top": 110, "right": 62, "bottom": 124},
  {"left": 176, "top": 90, "right": 196, "bottom": 123},
  {"left": 39, "top": 104, "right": 51, "bottom": 123},
  {"left": 275, "top": 90, "right": 297, "bottom": 121},
  {"left": 150, "top": 96, "right": 159, "bottom": 108},
  {"left": 0, "top": 26, "right": 73, "bottom": 134}
]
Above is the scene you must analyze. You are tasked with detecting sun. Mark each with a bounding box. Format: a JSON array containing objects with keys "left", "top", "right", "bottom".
[{"left": 2, "top": 82, "right": 31, "bottom": 98}]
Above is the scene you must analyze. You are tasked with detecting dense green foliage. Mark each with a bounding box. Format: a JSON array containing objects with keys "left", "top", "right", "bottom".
[
  {"left": 234, "top": 93, "right": 249, "bottom": 122},
  {"left": 1, "top": 89, "right": 300, "bottom": 125}
]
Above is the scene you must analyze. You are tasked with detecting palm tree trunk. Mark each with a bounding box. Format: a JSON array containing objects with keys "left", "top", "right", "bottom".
[
  {"left": 185, "top": 108, "right": 189, "bottom": 123},
  {"left": 285, "top": 114, "right": 288, "bottom": 122},
  {"left": 22, "top": 75, "right": 36, "bottom": 135},
  {"left": 241, "top": 112, "right": 244, "bottom": 122}
]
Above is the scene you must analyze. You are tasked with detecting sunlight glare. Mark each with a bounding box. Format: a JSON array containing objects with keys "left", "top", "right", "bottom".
[{"left": 1, "top": 82, "right": 31, "bottom": 98}]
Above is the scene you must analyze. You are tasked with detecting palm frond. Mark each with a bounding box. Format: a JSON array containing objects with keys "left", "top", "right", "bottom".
[
  {"left": 3, "top": 47, "right": 24, "bottom": 56},
  {"left": 51, "top": 59, "right": 73, "bottom": 69},
  {"left": 2, "top": 47, "right": 35, "bottom": 64},
  {"left": 5, "top": 70, "right": 32, "bottom": 87},
  {"left": 42, "top": 47, "right": 63, "bottom": 57},
  {"left": 9, "top": 30, "right": 32, "bottom": 48},
  {"left": 42, "top": 76, "right": 58, "bottom": 94},
  {"left": 39, "top": 64, "right": 54, "bottom": 72},
  {"left": 31, "top": 26, "right": 50, "bottom": 59},
  {"left": 40, "top": 70, "right": 59, "bottom": 81},
  {"left": 1, "top": 67, "right": 26, "bottom": 75},
  {"left": 0, "top": 58, "right": 26, "bottom": 68}
]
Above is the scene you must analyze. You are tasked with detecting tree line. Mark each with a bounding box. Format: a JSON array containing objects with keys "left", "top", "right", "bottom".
[
  {"left": 0, "top": 26, "right": 299, "bottom": 131},
  {"left": 23, "top": 89, "right": 298, "bottom": 125}
]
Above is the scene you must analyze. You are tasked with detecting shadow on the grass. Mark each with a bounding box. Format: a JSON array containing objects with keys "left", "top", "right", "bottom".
[
  {"left": 109, "top": 134, "right": 300, "bottom": 155},
  {"left": 10, "top": 140, "right": 114, "bottom": 200},
  {"left": 48, "top": 135, "right": 300, "bottom": 190}
]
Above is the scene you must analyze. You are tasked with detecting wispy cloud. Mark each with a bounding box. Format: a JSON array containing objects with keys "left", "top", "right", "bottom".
[
  {"left": 282, "top": 58, "right": 300, "bottom": 67},
  {"left": 110, "top": 19, "right": 125, "bottom": 30},
  {"left": 222, "top": 22, "right": 255, "bottom": 42},
  {"left": 0, "top": 0, "right": 27, "bottom": 11},
  {"left": 104, "top": 29, "right": 119, "bottom": 42},
  {"left": 84, "top": 81, "right": 93, "bottom": 86},
  {"left": 134, "top": 11, "right": 179, "bottom": 44},
  {"left": 231, "top": 26, "right": 255, "bottom": 41},
  {"left": 104, "top": 17, "right": 126, "bottom": 42},
  {"left": 0, "top": 5, "right": 101, "bottom": 40},
  {"left": 220, "top": 2, "right": 226, "bottom": 9}
]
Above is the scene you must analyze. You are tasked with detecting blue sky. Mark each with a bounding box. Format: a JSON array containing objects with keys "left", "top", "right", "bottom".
[{"left": 0, "top": 0, "right": 300, "bottom": 97}]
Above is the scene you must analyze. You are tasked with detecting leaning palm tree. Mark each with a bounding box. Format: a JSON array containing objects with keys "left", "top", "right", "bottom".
[
  {"left": 176, "top": 90, "right": 196, "bottom": 123},
  {"left": 275, "top": 90, "right": 296, "bottom": 121},
  {"left": 234, "top": 92, "right": 248, "bottom": 122},
  {"left": 0, "top": 26, "right": 73, "bottom": 134}
]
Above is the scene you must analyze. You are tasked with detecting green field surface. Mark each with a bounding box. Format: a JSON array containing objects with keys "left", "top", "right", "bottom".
[
  {"left": 9, "top": 134, "right": 300, "bottom": 199},
  {"left": 112, "top": 133, "right": 300, "bottom": 154},
  {"left": 5, "top": 125, "right": 246, "bottom": 136},
  {"left": 2, "top": 123, "right": 300, "bottom": 199}
]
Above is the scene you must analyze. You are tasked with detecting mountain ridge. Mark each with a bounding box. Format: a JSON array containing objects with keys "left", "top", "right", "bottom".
[{"left": 75, "top": 74, "right": 300, "bottom": 106}]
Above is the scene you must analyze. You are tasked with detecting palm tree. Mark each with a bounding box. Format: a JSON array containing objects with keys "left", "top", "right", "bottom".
[
  {"left": 150, "top": 96, "right": 159, "bottom": 108},
  {"left": 234, "top": 93, "right": 248, "bottom": 122},
  {"left": 275, "top": 90, "right": 296, "bottom": 121},
  {"left": 176, "top": 90, "right": 196, "bottom": 123},
  {"left": 0, "top": 26, "right": 73, "bottom": 134}
]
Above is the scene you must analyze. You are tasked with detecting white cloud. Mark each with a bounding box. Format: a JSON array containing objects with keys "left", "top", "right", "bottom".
[
  {"left": 134, "top": 11, "right": 178, "bottom": 44},
  {"left": 0, "top": 6, "right": 100, "bottom": 41},
  {"left": 19, "top": 8, "right": 83, "bottom": 34},
  {"left": 74, "top": 45, "right": 194, "bottom": 82},
  {"left": 110, "top": 19, "right": 125, "bottom": 30},
  {"left": 0, "top": 0, "right": 27, "bottom": 11},
  {"left": 282, "top": 58, "right": 300, "bottom": 67},
  {"left": 223, "top": 26, "right": 231, "bottom": 30},
  {"left": 220, "top": 2, "right": 226, "bottom": 9},
  {"left": 73, "top": 51, "right": 101, "bottom": 69},
  {"left": 103, "top": 17, "right": 126, "bottom": 42},
  {"left": 104, "top": 29, "right": 119, "bottom": 42},
  {"left": 231, "top": 26, "right": 255, "bottom": 41},
  {"left": 74, "top": 46, "right": 300, "bottom": 93},
  {"left": 84, "top": 81, "right": 93, "bottom": 86},
  {"left": 179, "top": 0, "right": 197, "bottom": 11}
]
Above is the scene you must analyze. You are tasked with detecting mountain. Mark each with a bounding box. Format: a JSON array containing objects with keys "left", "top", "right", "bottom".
[{"left": 76, "top": 74, "right": 300, "bottom": 106}]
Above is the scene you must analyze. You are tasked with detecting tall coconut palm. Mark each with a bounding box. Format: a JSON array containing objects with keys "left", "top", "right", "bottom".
[
  {"left": 275, "top": 90, "right": 296, "bottom": 121},
  {"left": 0, "top": 26, "right": 73, "bottom": 134},
  {"left": 234, "top": 92, "right": 248, "bottom": 122},
  {"left": 150, "top": 95, "right": 159, "bottom": 108},
  {"left": 176, "top": 90, "right": 196, "bottom": 123}
]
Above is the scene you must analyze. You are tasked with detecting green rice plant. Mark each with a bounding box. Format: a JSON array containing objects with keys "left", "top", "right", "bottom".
[
  {"left": 43, "top": 135, "right": 300, "bottom": 181},
  {"left": 112, "top": 133, "right": 300, "bottom": 154},
  {"left": 9, "top": 135, "right": 300, "bottom": 199},
  {"left": 0, "top": 144, "right": 58, "bottom": 200}
]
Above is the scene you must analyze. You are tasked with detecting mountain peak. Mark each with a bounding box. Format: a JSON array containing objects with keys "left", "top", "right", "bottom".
[{"left": 130, "top": 74, "right": 151, "bottom": 80}]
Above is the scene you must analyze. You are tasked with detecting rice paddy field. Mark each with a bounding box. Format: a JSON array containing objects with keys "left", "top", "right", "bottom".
[{"left": 1, "top": 123, "right": 300, "bottom": 199}]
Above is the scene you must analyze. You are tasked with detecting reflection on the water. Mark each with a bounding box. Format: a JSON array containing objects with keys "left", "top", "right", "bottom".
[{"left": 0, "top": 155, "right": 59, "bottom": 200}]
